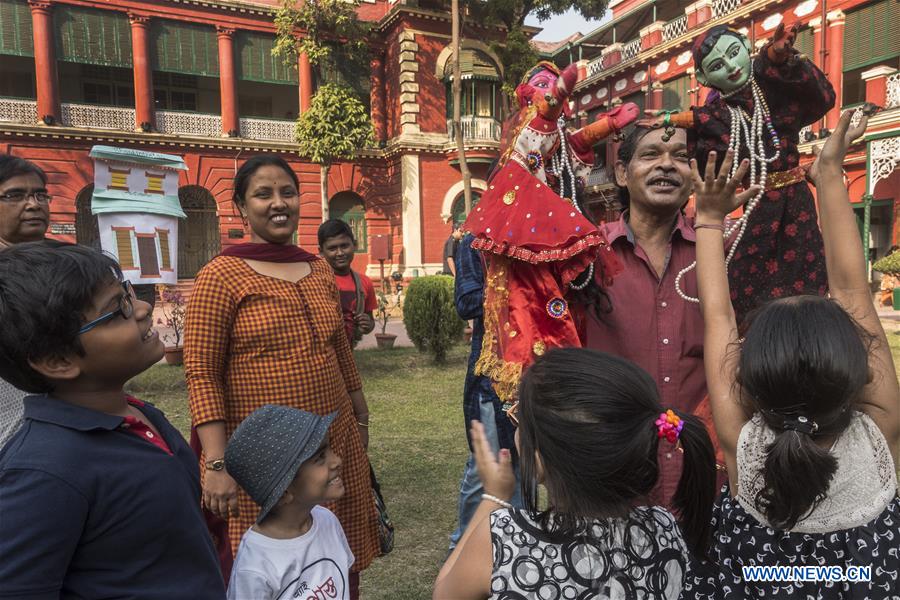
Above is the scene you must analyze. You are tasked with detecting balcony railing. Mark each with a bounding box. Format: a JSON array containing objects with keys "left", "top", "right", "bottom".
[
  {"left": 61, "top": 103, "right": 135, "bottom": 131},
  {"left": 621, "top": 38, "right": 642, "bottom": 63},
  {"left": 887, "top": 72, "right": 900, "bottom": 109},
  {"left": 447, "top": 117, "right": 502, "bottom": 142},
  {"left": 156, "top": 110, "right": 223, "bottom": 138},
  {"left": 712, "top": 0, "right": 742, "bottom": 19},
  {"left": 239, "top": 117, "right": 296, "bottom": 142},
  {"left": 0, "top": 97, "right": 37, "bottom": 125},
  {"left": 586, "top": 165, "right": 612, "bottom": 187},
  {"left": 662, "top": 15, "right": 688, "bottom": 43}
]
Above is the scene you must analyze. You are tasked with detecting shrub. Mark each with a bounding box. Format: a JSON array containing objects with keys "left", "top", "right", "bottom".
[
  {"left": 873, "top": 251, "right": 900, "bottom": 276},
  {"left": 402, "top": 275, "right": 465, "bottom": 363}
]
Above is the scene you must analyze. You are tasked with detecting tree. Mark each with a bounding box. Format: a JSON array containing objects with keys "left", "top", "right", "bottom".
[
  {"left": 451, "top": 0, "right": 474, "bottom": 214},
  {"left": 274, "top": 0, "right": 369, "bottom": 69},
  {"left": 296, "top": 84, "right": 374, "bottom": 221}
]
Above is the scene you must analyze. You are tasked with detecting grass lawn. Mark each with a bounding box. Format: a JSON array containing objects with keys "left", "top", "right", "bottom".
[{"left": 125, "top": 344, "right": 470, "bottom": 600}]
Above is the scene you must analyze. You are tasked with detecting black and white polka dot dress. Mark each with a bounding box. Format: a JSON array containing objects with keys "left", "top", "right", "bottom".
[
  {"left": 685, "top": 412, "right": 900, "bottom": 599},
  {"left": 489, "top": 506, "right": 689, "bottom": 599}
]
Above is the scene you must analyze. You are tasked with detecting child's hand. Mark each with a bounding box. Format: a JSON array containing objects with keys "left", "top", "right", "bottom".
[
  {"left": 691, "top": 150, "right": 760, "bottom": 223},
  {"left": 470, "top": 420, "right": 516, "bottom": 501},
  {"left": 807, "top": 109, "right": 870, "bottom": 185}
]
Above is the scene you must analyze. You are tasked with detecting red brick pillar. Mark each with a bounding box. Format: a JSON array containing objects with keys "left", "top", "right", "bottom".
[
  {"left": 808, "top": 16, "right": 824, "bottom": 132},
  {"left": 216, "top": 27, "right": 239, "bottom": 136},
  {"left": 648, "top": 81, "right": 664, "bottom": 111},
  {"left": 370, "top": 51, "right": 386, "bottom": 143},
  {"left": 862, "top": 65, "right": 895, "bottom": 107},
  {"left": 129, "top": 14, "right": 154, "bottom": 132},
  {"left": 28, "top": 0, "right": 59, "bottom": 125},
  {"left": 824, "top": 10, "right": 845, "bottom": 130},
  {"left": 298, "top": 51, "right": 313, "bottom": 115}
]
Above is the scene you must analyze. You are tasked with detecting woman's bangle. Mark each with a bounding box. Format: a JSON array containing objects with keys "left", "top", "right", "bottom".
[
  {"left": 482, "top": 493, "right": 513, "bottom": 509},
  {"left": 694, "top": 222, "right": 725, "bottom": 232},
  {"left": 357, "top": 421, "right": 369, "bottom": 428}
]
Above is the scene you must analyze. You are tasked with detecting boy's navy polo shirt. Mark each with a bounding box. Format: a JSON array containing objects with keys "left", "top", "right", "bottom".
[{"left": 0, "top": 395, "right": 226, "bottom": 600}]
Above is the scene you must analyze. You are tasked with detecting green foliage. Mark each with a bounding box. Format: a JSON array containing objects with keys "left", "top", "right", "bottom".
[
  {"left": 296, "top": 83, "right": 374, "bottom": 166},
  {"left": 402, "top": 275, "right": 465, "bottom": 363},
  {"left": 873, "top": 251, "right": 900, "bottom": 275},
  {"left": 273, "top": 0, "right": 369, "bottom": 70},
  {"left": 491, "top": 27, "right": 539, "bottom": 98}
]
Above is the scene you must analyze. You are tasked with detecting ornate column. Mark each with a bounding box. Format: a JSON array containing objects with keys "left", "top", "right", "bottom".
[
  {"left": 298, "top": 51, "right": 313, "bottom": 115},
  {"left": 28, "top": 0, "right": 59, "bottom": 125},
  {"left": 216, "top": 26, "right": 239, "bottom": 136},
  {"left": 370, "top": 50, "right": 387, "bottom": 144},
  {"left": 647, "top": 81, "right": 664, "bottom": 111},
  {"left": 129, "top": 14, "right": 154, "bottom": 132},
  {"left": 825, "top": 10, "right": 845, "bottom": 130}
]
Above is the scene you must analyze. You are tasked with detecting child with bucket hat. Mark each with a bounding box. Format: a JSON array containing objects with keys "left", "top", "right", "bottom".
[{"left": 225, "top": 405, "right": 353, "bottom": 599}]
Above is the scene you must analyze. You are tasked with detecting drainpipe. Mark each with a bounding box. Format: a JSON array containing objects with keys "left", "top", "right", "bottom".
[{"left": 819, "top": 0, "right": 828, "bottom": 131}]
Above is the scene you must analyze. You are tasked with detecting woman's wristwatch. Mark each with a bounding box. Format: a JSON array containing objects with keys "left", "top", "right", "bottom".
[{"left": 205, "top": 458, "right": 226, "bottom": 471}]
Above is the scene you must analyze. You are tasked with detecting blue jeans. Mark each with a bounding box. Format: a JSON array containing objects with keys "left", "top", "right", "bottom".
[{"left": 449, "top": 391, "right": 522, "bottom": 550}]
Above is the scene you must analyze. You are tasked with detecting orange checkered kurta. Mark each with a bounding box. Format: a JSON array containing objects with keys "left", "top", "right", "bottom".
[{"left": 185, "top": 256, "right": 379, "bottom": 572}]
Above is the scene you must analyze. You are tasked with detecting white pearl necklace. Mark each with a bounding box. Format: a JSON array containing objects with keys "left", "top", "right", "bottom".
[
  {"left": 549, "top": 116, "right": 594, "bottom": 290},
  {"left": 675, "top": 72, "right": 781, "bottom": 303}
]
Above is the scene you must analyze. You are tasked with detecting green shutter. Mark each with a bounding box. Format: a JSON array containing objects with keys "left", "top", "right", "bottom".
[
  {"left": 445, "top": 49, "right": 500, "bottom": 81},
  {"left": 661, "top": 74, "right": 691, "bottom": 110},
  {"left": 151, "top": 20, "right": 218, "bottom": 77},
  {"left": 794, "top": 27, "right": 814, "bottom": 60},
  {"left": 315, "top": 47, "right": 370, "bottom": 103},
  {"left": 844, "top": 0, "right": 900, "bottom": 72},
  {"left": 0, "top": 0, "right": 33, "bottom": 57},
  {"left": 55, "top": 5, "right": 132, "bottom": 67},
  {"left": 236, "top": 31, "right": 297, "bottom": 84}
]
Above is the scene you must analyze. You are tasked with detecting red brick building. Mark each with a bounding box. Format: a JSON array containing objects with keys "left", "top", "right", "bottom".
[
  {"left": 0, "top": 0, "right": 897, "bottom": 280},
  {"left": 0, "top": 0, "right": 508, "bottom": 279},
  {"left": 552, "top": 0, "right": 899, "bottom": 271}
]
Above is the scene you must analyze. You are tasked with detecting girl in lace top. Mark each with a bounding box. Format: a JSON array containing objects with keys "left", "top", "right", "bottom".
[
  {"left": 433, "top": 348, "right": 719, "bottom": 599},
  {"left": 688, "top": 110, "right": 900, "bottom": 599}
]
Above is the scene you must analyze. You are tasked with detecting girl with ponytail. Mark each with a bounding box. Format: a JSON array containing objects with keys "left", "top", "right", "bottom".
[
  {"left": 688, "top": 111, "right": 900, "bottom": 599},
  {"left": 434, "top": 347, "right": 717, "bottom": 599}
]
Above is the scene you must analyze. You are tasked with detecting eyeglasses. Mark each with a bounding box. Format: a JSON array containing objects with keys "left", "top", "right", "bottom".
[
  {"left": 504, "top": 401, "right": 519, "bottom": 428},
  {"left": 0, "top": 191, "right": 52, "bottom": 204},
  {"left": 78, "top": 281, "right": 136, "bottom": 335}
]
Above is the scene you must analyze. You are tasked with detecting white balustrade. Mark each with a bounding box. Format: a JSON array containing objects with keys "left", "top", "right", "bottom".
[
  {"left": 621, "top": 38, "right": 642, "bottom": 63},
  {"left": 798, "top": 125, "right": 813, "bottom": 142},
  {"left": 447, "top": 117, "right": 501, "bottom": 142},
  {"left": 0, "top": 97, "right": 37, "bottom": 124},
  {"left": 663, "top": 15, "right": 688, "bottom": 42},
  {"left": 587, "top": 56, "right": 606, "bottom": 78},
  {"left": 60, "top": 103, "right": 135, "bottom": 131},
  {"left": 239, "top": 117, "right": 296, "bottom": 142},
  {"left": 886, "top": 72, "right": 900, "bottom": 109},
  {"left": 712, "top": 0, "right": 742, "bottom": 19},
  {"left": 156, "top": 110, "right": 222, "bottom": 138},
  {"left": 586, "top": 165, "right": 611, "bottom": 187}
]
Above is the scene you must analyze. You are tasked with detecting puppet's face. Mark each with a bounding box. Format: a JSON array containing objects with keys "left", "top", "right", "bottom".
[
  {"left": 698, "top": 34, "right": 751, "bottom": 93},
  {"left": 515, "top": 66, "right": 560, "bottom": 108}
]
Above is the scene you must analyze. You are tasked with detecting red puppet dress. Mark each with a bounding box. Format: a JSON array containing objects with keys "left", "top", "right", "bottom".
[{"left": 463, "top": 62, "right": 637, "bottom": 401}]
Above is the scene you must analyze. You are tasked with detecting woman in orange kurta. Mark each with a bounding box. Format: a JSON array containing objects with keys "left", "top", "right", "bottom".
[{"left": 184, "top": 156, "right": 378, "bottom": 592}]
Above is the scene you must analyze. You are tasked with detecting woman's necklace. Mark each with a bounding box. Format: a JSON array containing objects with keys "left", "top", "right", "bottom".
[{"left": 675, "top": 71, "right": 781, "bottom": 302}]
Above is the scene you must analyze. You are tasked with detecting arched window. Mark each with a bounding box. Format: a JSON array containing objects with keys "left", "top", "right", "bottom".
[
  {"left": 450, "top": 191, "right": 482, "bottom": 228},
  {"left": 75, "top": 184, "right": 100, "bottom": 249},
  {"left": 178, "top": 186, "right": 220, "bottom": 278},
  {"left": 330, "top": 191, "right": 367, "bottom": 252},
  {"left": 444, "top": 49, "right": 501, "bottom": 120}
]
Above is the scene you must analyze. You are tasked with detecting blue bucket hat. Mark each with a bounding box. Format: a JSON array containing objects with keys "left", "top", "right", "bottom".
[{"left": 225, "top": 405, "right": 337, "bottom": 523}]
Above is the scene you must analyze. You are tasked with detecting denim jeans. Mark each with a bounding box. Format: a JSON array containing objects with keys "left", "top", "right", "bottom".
[{"left": 449, "top": 390, "right": 522, "bottom": 550}]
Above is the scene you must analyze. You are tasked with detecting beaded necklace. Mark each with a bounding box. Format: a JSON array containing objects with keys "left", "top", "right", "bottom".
[
  {"left": 674, "top": 71, "right": 781, "bottom": 303},
  {"left": 550, "top": 115, "right": 594, "bottom": 290}
]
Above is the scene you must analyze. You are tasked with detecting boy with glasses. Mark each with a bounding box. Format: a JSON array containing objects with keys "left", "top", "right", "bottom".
[{"left": 0, "top": 241, "right": 225, "bottom": 598}]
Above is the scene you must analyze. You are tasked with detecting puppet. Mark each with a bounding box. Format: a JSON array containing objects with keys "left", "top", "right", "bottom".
[
  {"left": 462, "top": 61, "right": 639, "bottom": 401},
  {"left": 645, "top": 24, "right": 836, "bottom": 321}
]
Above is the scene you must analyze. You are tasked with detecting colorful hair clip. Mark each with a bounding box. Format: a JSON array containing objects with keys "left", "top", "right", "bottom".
[{"left": 655, "top": 409, "right": 684, "bottom": 444}]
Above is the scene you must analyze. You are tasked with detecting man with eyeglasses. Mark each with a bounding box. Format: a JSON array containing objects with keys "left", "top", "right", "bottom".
[{"left": 0, "top": 155, "right": 51, "bottom": 449}]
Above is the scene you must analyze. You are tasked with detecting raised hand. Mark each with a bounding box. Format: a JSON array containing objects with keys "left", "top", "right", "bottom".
[
  {"left": 692, "top": 150, "right": 760, "bottom": 223},
  {"left": 767, "top": 23, "right": 800, "bottom": 63},
  {"left": 807, "top": 109, "right": 870, "bottom": 185},
  {"left": 470, "top": 420, "right": 516, "bottom": 502}
]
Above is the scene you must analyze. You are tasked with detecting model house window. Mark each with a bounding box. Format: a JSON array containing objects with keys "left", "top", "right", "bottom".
[
  {"left": 114, "top": 228, "right": 135, "bottom": 268},
  {"left": 145, "top": 171, "right": 164, "bottom": 195},
  {"left": 109, "top": 168, "right": 130, "bottom": 191},
  {"left": 136, "top": 235, "right": 160, "bottom": 277},
  {"left": 157, "top": 229, "right": 171, "bottom": 270}
]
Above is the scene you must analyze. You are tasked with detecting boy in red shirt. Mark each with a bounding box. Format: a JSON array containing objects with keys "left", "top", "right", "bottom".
[{"left": 318, "top": 219, "right": 376, "bottom": 347}]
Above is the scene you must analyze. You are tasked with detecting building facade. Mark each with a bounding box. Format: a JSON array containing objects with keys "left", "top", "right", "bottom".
[
  {"left": 552, "top": 0, "right": 899, "bottom": 269},
  {"left": 0, "top": 0, "right": 507, "bottom": 279},
  {"left": 1, "top": 0, "right": 897, "bottom": 280}
]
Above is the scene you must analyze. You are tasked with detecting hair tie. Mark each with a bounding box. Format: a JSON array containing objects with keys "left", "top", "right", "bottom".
[
  {"left": 655, "top": 409, "right": 684, "bottom": 444},
  {"left": 782, "top": 415, "right": 818, "bottom": 435}
]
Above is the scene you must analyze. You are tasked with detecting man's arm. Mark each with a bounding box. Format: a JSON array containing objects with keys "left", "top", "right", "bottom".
[{"left": 454, "top": 235, "right": 485, "bottom": 321}]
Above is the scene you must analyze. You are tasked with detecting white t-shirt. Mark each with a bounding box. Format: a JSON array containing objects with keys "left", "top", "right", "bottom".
[{"left": 227, "top": 506, "right": 354, "bottom": 600}]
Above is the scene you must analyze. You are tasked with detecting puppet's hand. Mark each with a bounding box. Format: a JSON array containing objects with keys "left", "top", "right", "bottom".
[
  {"left": 767, "top": 23, "right": 800, "bottom": 64},
  {"left": 532, "top": 63, "right": 579, "bottom": 120},
  {"left": 575, "top": 103, "right": 641, "bottom": 146}
]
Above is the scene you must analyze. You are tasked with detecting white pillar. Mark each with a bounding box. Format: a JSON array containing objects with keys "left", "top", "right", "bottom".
[{"left": 401, "top": 154, "right": 423, "bottom": 275}]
